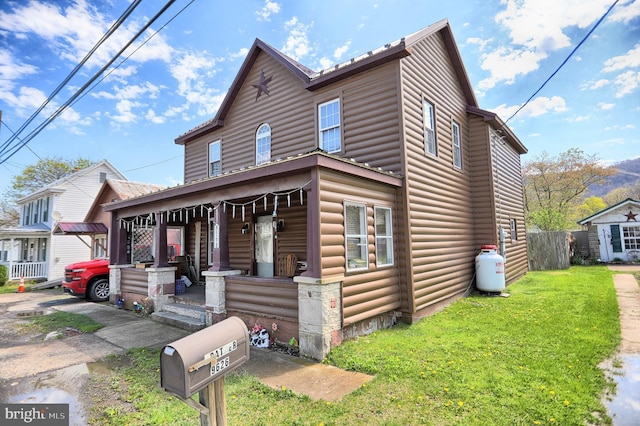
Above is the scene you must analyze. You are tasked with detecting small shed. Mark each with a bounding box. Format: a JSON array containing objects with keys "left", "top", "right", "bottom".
[{"left": 578, "top": 198, "right": 640, "bottom": 262}]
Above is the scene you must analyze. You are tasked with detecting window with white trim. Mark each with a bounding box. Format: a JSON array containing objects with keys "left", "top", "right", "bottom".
[
  {"left": 256, "top": 123, "right": 271, "bottom": 165},
  {"left": 452, "top": 120, "right": 462, "bottom": 169},
  {"left": 319, "top": 99, "right": 341, "bottom": 153},
  {"left": 375, "top": 207, "right": 393, "bottom": 266},
  {"left": 510, "top": 218, "right": 518, "bottom": 242},
  {"left": 623, "top": 225, "right": 640, "bottom": 250},
  {"left": 345, "top": 202, "right": 368, "bottom": 271},
  {"left": 209, "top": 140, "right": 221, "bottom": 177},
  {"left": 423, "top": 99, "right": 436, "bottom": 155}
]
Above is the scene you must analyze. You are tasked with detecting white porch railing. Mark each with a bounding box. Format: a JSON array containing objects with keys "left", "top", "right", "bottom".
[{"left": 0, "top": 261, "right": 48, "bottom": 281}]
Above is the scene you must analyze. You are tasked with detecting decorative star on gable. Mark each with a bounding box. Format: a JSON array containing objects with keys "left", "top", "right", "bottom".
[
  {"left": 624, "top": 210, "right": 638, "bottom": 222},
  {"left": 252, "top": 70, "right": 272, "bottom": 101}
]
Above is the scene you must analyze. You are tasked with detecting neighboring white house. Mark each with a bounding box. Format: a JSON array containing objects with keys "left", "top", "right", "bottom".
[
  {"left": 0, "top": 160, "right": 126, "bottom": 281},
  {"left": 578, "top": 198, "right": 640, "bottom": 263}
]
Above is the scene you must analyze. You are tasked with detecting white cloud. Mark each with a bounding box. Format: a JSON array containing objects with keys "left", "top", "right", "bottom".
[
  {"left": 145, "top": 109, "right": 165, "bottom": 124},
  {"left": 318, "top": 57, "right": 333, "bottom": 70},
  {"left": 478, "top": 0, "right": 615, "bottom": 90},
  {"left": 282, "top": 17, "right": 312, "bottom": 61},
  {"left": 466, "top": 37, "right": 493, "bottom": 51},
  {"left": 333, "top": 41, "right": 351, "bottom": 60},
  {"left": 493, "top": 95, "right": 567, "bottom": 120},
  {"left": 612, "top": 70, "right": 640, "bottom": 98},
  {"left": 584, "top": 79, "right": 610, "bottom": 90},
  {"left": 598, "top": 102, "right": 615, "bottom": 110},
  {"left": 569, "top": 115, "right": 590, "bottom": 122},
  {"left": 609, "top": 0, "right": 640, "bottom": 24},
  {"left": 110, "top": 99, "right": 143, "bottom": 123},
  {"left": 602, "top": 44, "right": 640, "bottom": 72},
  {"left": 256, "top": 1, "right": 281, "bottom": 22},
  {"left": 230, "top": 47, "right": 249, "bottom": 60}
]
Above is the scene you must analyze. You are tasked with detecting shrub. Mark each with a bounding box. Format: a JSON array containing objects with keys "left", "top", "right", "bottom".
[{"left": 0, "top": 264, "right": 7, "bottom": 286}]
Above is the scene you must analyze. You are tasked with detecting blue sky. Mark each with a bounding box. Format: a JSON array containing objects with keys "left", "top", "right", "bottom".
[{"left": 0, "top": 0, "right": 638, "bottom": 197}]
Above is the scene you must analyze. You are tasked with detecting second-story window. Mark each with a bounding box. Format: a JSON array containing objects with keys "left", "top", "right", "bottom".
[
  {"left": 423, "top": 99, "right": 436, "bottom": 156},
  {"left": 256, "top": 124, "right": 271, "bottom": 165},
  {"left": 319, "top": 98, "right": 341, "bottom": 153},
  {"left": 209, "top": 140, "right": 221, "bottom": 177},
  {"left": 452, "top": 120, "right": 462, "bottom": 169}
]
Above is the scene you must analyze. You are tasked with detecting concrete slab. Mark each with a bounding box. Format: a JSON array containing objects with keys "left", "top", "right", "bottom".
[{"left": 241, "top": 347, "right": 373, "bottom": 402}]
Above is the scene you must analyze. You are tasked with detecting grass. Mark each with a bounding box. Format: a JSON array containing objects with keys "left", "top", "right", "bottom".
[
  {"left": 25, "top": 310, "right": 104, "bottom": 334},
  {"left": 88, "top": 266, "right": 621, "bottom": 425},
  {"left": 0, "top": 278, "right": 38, "bottom": 294}
]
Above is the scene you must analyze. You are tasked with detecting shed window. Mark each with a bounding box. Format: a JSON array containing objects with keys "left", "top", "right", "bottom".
[
  {"left": 423, "top": 99, "right": 436, "bottom": 156},
  {"left": 623, "top": 225, "right": 640, "bottom": 250},
  {"left": 319, "top": 99, "right": 341, "bottom": 153},
  {"left": 256, "top": 123, "right": 271, "bottom": 165},
  {"left": 345, "top": 202, "right": 368, "bottom": 271},
  {"left": 375, "top": 207, "right": 393, "bottom": 266},
  {"left": 209, "top": 140, "right": 221, "bottom": 177},
  {"left": 510, "top": 218, "right": 518, "bottom": 241},
  {"left": 452, "top": 120, "right": 462, "bottom": 169}
]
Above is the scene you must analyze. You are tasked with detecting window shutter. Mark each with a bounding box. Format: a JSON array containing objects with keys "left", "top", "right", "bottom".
[{"left": 611, "top": 225, "right": 622, "bottom": 252}]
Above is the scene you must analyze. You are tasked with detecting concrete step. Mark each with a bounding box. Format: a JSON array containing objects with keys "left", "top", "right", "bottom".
[
  {"left": 161, "top": 302, "right": 206, "bottom": 321},
  {"left": 151, "top": 311, "right": 206, "bottom": 332}
]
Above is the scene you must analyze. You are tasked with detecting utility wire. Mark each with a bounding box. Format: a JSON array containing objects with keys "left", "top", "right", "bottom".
[
  {"left": 0, "top": 0, "right": 177, "bottom": 164},
  {"left": 0, "top": 0, "right": 143, "bottom": 155},
  {"left": 504, "top": 0, "right": 619, "bottom": 124}
]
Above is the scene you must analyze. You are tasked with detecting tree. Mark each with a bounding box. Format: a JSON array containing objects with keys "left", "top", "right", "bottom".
[
  {"left": 573, "top": 195, "right": 607, "bottom": 222},
  {"left": 523, "top": 148, "right": 615, "bottom": 231},
  {"left": 0, "top": 157, "right": 93, "bottom": 227},
  {"left": 603, "top": 184, "right": 640, "bottom": 205}
]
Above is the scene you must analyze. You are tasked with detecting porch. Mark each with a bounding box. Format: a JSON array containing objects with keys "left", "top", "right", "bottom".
[{"left": 0, "top": 260, "right": 48, "bottom": 281}]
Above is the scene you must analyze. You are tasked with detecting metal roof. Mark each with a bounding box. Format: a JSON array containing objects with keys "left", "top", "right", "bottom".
[{"left": 53, "top": 222, "right": 108, "bottom": 235}]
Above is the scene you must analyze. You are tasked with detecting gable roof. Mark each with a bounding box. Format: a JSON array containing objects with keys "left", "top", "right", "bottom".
[
  {"left": 84, "top": 179, "right": 168, "bottom": 222},
  {"left": 17, "top": 159, "right": 126, "bottom": 204},
  {"left": 175, "top": 19, "right": 475, "bottom": 145},
  {"left": 578, "top": 198, "right": 640, "bottom": 225},
  {"left": 467, "top": 105, "right": 528, "bottom": 155}
]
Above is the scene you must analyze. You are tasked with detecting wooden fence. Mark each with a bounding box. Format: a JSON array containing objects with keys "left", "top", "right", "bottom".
[{"left": 527, "top": 232, "right": 570, "bottom": 271}]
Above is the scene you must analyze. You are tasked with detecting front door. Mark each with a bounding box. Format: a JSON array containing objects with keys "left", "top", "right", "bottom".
[{"left": 255, "top": 216, "right": 274, "bottom": 277}]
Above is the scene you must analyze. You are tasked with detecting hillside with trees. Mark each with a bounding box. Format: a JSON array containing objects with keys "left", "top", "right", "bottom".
[{"left": 589, "top": 157, "right": 640, "bottom": 200}]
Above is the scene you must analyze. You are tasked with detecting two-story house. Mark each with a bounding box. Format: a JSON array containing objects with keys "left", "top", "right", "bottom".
[
  {"left": 0, "top": 160, "right": 126, "bottom": 281},
  {"left": 104, "top": 19, "right": 528, "bottom": 360}
]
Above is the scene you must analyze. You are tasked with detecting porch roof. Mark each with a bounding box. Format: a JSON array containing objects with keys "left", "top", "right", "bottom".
[
  {"left": 0, "top": 223, "right": 50, "bottom": 238},
  {"left": 52, "top": 222, "right": 109, "bottom": 235},
  {"left": 103, "top": 150, "right": 403, "bottom": 213}
]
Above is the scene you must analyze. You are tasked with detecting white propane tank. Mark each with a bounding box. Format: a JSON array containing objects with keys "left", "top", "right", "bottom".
[{"left": 475, "top": 245, "right": 505, "bottom": 293}]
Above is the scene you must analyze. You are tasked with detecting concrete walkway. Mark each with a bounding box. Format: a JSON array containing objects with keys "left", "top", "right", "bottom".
[{"left": 606, "top": 265, "right": 640, "bottom": 425}]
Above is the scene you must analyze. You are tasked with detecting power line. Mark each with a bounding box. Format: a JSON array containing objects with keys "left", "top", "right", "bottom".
[
  {"left": 505, "top": 0, "right": 619, "bottom": 124},
  {"left": 0, "top": 0, "right": 181, "bottom": 164},
  {"left": 0, "top": 0, "right": 143, "bottom": 155}
]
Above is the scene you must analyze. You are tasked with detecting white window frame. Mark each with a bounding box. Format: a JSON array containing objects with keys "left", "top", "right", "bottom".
[
  {"left": 345, "top": 201, "right": 368, "bottom": 271},
  {"left": 374, "top": 206, "right": 393, "bottom": 266},
  {"left": 510, "top": 218, "right": 518, "bottom": 242},
  {"left": 256, "top": 123, "right": 271, "bottom": 165},
  {"left": 623, "top": 225, "right": 640, "bottom": 250},
  {"left": 318, "top": 98, "right": 341, "bottom": 153},
  {"left": 209, "top": 140, "right": 221, "bottom": 177},
  {"left": 452, "top": 120, "right": 462, "bottom": 169},
  {"left": 423, "top": 99, "right": 436, "bottom": 156}
]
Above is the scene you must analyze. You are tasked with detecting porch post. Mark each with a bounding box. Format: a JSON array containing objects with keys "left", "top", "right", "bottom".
[
  {"left": 208, "top": 205, "right": 230, "bottom": 271},
  {"left": 202, "top": 270, "right": 241, "bottom": 326},
  {"left": 301, "top": 170, "right": 320, "bottom": 277},
  {"left": 295, "top": 275, "right": 343, "bottom": 361},
  {"left": 110, "top": 214, "right": 128, "bottom": 265},
  {"left": 152, "top": 212, "right": 169, "bottom": 268}
]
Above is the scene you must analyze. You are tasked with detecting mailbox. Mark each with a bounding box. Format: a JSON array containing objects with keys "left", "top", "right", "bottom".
[{"left": 160, "top": 316, "right": 250, "bottom": 399}]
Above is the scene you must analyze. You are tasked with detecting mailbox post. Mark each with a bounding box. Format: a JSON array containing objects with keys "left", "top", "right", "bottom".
[{"left": 160, "top": 316, "right": 250, "bottom": 426}]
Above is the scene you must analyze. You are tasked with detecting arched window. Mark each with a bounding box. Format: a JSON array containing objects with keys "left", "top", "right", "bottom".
[{"left": 256, "top": 124, "right": 271, "bottom": 165}]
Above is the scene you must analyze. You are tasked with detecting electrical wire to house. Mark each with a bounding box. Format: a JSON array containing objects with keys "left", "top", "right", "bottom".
[{"left": 504, "top": 0, "right": 619, "bottom": 124}]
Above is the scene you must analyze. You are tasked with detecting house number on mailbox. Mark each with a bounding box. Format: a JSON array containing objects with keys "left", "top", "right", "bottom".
[{"left": 204, "top": 340, "right": 238, "bottom": 375}]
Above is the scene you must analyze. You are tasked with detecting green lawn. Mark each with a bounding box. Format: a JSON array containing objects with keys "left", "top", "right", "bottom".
[{"left": 89, "top": 266, "right": 621, "bottom": 425}]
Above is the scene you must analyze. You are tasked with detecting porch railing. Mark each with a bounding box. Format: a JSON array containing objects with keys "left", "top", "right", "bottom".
[{"left": 0, "top": 261, "right": 48, "bottom": 281}]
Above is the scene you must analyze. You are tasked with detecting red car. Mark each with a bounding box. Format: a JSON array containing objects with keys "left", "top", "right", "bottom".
[{"left": 62, "top": 259, "right": 110, "bottom": 302}]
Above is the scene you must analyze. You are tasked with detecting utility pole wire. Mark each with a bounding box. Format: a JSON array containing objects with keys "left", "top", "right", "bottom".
[
  {"left": 0, "top": 0, "right": 143, "bottom": 155},
  {"left": 505, "top": 0, "right": 619, "bottom": 124},
  {"left": 0, "top": 0, "right": 178, "bottom": 164}
]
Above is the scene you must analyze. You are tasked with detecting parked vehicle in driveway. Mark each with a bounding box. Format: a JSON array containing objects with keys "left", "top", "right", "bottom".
[{"left": 62, "top": 259, "right": 110, "bottom": 301}]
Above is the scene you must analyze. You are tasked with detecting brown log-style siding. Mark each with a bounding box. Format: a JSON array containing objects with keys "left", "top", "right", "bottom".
[
  {"left": 490, "top": 131, "right": 528, "bottom": 282},
  {"left": 468, "top": 115, "right": 496, "bottom": 247},
  {"left": 121, "top": 268, "right": 148, "bottom": 294},
  {"left": 317, "top": 169, "right": 401, "bottom": 326},
  {"left": 184, "top": 53, "right": 316, "bottom": 183},
  {"left": 399, "top": 32, "right": 476, "bottom": 314}
]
